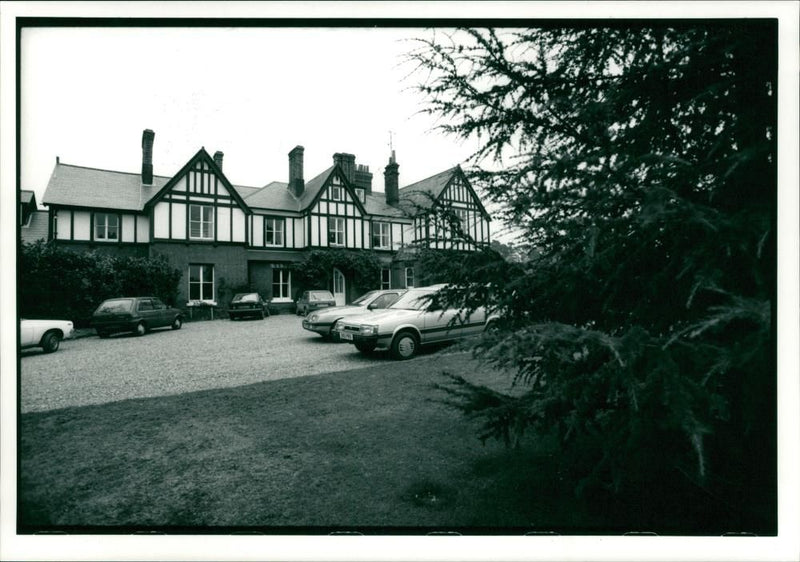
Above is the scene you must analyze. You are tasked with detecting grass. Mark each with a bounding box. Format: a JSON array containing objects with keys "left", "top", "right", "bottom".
[{"left": 18, "top": 350, "right": 752, "bottom": 535}]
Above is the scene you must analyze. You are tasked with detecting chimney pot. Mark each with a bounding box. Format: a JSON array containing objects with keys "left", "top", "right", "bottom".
[
  {"left": 141, "top": 129, "right": 155, "bottom": 185},
  {"left": 213, "top": 151, "right": 224, "bottom": 171}
]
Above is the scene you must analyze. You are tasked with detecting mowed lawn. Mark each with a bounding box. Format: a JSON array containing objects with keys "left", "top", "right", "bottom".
[{"left": 20, "top": 351, "right": 605, "bottom": 533}]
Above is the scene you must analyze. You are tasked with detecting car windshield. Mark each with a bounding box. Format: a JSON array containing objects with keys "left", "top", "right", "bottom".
[
  {"left": 96, "top": 298, "right": 134, "bottom": 313},
  {"left": 233, "top": 293, "right": 259, "bottom": 302},
  {"left": 351, "top": 291, "right": 378, "bottom": 306},
  {"left": 388, "top": 289, "right": 434, "bottom": 311},
  {"left": 310, "top": 291, "right": 334, "bottom": 301}
]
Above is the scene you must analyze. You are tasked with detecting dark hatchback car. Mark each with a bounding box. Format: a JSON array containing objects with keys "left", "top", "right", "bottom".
[
  {"left": 295, "top": 290, "right": 336, "bottom": 316},
  {"left": 92, "top": 297, "right": 184, "bottom": 338},
  {"left": 228, "top": 292, "right": 270, "bottom": 320}
]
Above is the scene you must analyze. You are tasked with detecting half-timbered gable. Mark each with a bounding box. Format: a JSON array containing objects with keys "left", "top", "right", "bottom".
[
  {"left": 146, "top": 148, "right": 250, "bottom": 244},
  {"left": 401, "top": 166, "right": 491, "bottom": 251},
  {"left": 305, "top": 166, "right": 371, "bottom": 249}
]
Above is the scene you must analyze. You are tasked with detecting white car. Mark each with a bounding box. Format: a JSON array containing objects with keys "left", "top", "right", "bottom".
[
  {"left": 302, "top": 289, "right": 406, "bottom": 339},
  {"left": 20, "top": 319, "right": 75, "bottom": 353},
  {"left": 334, "top": 285, "right": 496, "bottom": 359}
]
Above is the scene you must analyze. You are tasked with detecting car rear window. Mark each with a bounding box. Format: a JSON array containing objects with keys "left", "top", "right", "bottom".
[
  {"left": 96, "top": 299, "right": 134, "bottom": 313},
  {"left": 310, "top": 291, "right": 334, "bottom": 301},
  {"left": 234, "top": 293, "right": 260, "bottom": 302}
]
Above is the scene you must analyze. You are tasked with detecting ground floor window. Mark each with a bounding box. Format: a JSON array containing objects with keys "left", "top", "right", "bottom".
[
  {"left": 189, "top": 264, "right": 215, "bottom": 301},
  {"left": 405, "top": 267, "right": 415, "bottom": 288},
  {"left": 381, "top": 268, "right": 391, "bottom": 290},
  {"left": 273, "top": 268, "right": 291, "bottom": 301}
]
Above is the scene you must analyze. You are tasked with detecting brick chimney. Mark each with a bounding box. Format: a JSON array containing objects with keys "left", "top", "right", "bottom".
[
  {"left": 384, "top": 150, "right": 399, "bottom": 205},
  {"left": 354, "top": 164, "right": 373, "bottom": 194},
  {"left": 333, "top": 153, "right": 356, "bottom": 184},
  {"left": 289, "top": 145, "right": 305, "bottom": 198},
  {"left": 141, "top": 129, "right": 155, "bottom": 185},
  {"left": 213, "top": 151, "right": 224, "bottom": 171}
]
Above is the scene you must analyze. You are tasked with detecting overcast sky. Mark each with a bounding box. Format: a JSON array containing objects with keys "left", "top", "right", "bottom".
[{"left": 21, "top": 26, "right": 493, "bottom": 219}]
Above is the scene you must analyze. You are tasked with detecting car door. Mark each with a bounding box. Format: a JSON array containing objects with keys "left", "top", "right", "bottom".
[
  {"left": 136, "top": 298, "right": 157, "bottom": 327},
  {"left": 151, "top": 298, "right": 170, "bottom": 327},
  {"left": 20, "top": 320, "right": 35, "bottom": 347},
  {"left": 422, "top": 303, "right": 460, "bottom": 343}
]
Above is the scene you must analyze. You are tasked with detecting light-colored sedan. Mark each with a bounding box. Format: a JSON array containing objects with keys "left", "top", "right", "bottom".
[
  {"left": 334, "top": 285, "right": 495, "bottom": 359},
  {"left": 302, "top": 289, "right": 405, "bottom": 339},
  {"left": 20, "top": 318, "right": 75, "bottom": 353}
]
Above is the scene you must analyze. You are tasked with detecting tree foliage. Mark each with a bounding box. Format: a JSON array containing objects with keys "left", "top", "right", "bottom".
[
  {"left": 20, "top": 241, "right": 182, "bottom": 326},
  {"left": 291, "top": 248, "right": 383, "bottom": 297},
  {"left": 409, "top": 23, "right": 776, "bottom": 530}
]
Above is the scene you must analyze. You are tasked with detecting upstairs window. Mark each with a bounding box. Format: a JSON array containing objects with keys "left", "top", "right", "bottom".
[
  {"left": 264, "top": 218, "right": 284, "bottom": 246},
  {"left": 94, "top": 213, "right": 119, "bottom": 241},
  {"left": 330, "top": 183, "right": 343, "bottom": 201},
  {"left": 328, "top": 217, "right": 345, "bottom": 246},
  {"left": 189, "top": 205, "right": 214, "bottom": 240},
  {"left": 372, "top": 222, "right": 391, "bottom": 249}
]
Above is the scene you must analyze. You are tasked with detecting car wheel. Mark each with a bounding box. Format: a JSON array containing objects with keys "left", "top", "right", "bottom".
[
  {"left": 134, "top": 322, "right": 146, "bottom": 337},
  {"left": 41, "top": 331, "right": 61, "bottom": 353},
  {"left": 391, "top": 331, "right": 419, "bottom": 360},
  {"left": 97, "top": 330, "right": 110, "bottom": 339},
  {"left": 355, "top": 341, "right": 376, "bottom": 354},
  {"left": 259, "top": 310, "right": 265, "bottom": 320},
  {"left": 172, "top": 316, "right": 182, "bottom": 330}
]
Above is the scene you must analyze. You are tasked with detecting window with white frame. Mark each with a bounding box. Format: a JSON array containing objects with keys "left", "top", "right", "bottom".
[
  {"left": 272, "top": 268, "right": 291, "bottom": 301},
  {"left": 94, "top": 213, "right": 119, "bottom": 241},
  {"left": 328, "top": 217, "right": 345, "bottom": 246},
  {"left": 189, "top": 204, "right": 214, "bottom": 240},
  {"left": 188, "top": 264, "right": 214, "bottom": 302},
  {"left": 405, "top": 267, "right": 415, "bottom": 288},
  {"left": 355, "top": 188, "right": 366, "bottom": 203},
  {"left": 372, "top": 222, "right": 390, "bottom": 249},
  {"left": 264, "top": 218, "right": 284, "bottom": 246},
  {"left": 381, "top": 268, "right": 391, "bottom": 290}
]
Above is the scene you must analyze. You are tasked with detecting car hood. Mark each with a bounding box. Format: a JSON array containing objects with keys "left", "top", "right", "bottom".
[
  {"left": 312, "top": 305, "right": 369, "bottom": 319},
  {"left": 339, "top": 308, "right": 421, "bottom": 326}
]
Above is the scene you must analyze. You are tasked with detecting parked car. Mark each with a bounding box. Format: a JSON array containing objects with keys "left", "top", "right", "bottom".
[
  {"left": 91, "top": 297, "right": 184, "bottom": 338},
  {"left": 302, "top": 289, "right": 405, "bottom": 339},
  {"left": 295, "top": 290, "right": 336, "bottom": 316},
  {"left": 334, "top": 284, "right": 497, "bottom": 359},
  {"left": 228, "top": 292, "right": 270, "bottom": 320},
  {"left": 20, "top": 318, "right": 75, "bottom": 353}
]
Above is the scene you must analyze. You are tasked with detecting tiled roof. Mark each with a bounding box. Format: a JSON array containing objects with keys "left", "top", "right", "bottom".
[
  {"left": 43, "top": 163, "right": 169, "bottom": 211},
  {"left": 363, "top": 192, "right": 409, "bottom": 218},
  {"left": 21, "top": 210, "right": 49, "bottom": 244},
  {"left": 21, "top": 190, "right": 35, "bottom": 205},
  {"left": 242, "top": 181, "right": 298, "bottom": 212},
  {"left": 397, "top": 167, "right": 457, "bottom": 214},
  {"left": 297, "top": 166, "right": 335, "bottom": 209}
]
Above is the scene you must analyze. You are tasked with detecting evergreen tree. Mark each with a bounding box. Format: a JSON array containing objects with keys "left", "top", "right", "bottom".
[{"left": 409, "top": 24, "right": 776, "bottom": 531}]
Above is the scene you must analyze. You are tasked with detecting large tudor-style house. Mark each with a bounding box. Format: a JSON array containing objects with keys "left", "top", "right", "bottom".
[{"left": 39, "top": 129, "right": 491, "bottom": 311}]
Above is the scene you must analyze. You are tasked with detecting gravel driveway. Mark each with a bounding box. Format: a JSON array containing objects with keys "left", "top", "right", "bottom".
[{"left": 19, "top": 315, "right": 394, "bottom": 413}]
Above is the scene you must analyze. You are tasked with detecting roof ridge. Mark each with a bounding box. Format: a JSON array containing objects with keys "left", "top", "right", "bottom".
[
  {"left": 57, "top": 162, "right": 170, "bottom": 180},
  {"left": 399, "top": 166, "right": 457, "bottom": 191}
]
